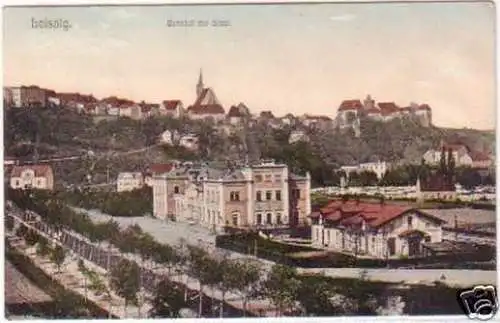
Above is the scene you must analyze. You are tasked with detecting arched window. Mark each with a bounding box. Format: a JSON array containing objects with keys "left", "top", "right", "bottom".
[{"left": 174, "top": 186, "right": 180, "bottom": 194}]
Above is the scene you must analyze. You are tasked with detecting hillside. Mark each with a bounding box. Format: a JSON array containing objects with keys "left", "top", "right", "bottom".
[{"left": 4, "top": 107, "right": 495, "bottom": 187}]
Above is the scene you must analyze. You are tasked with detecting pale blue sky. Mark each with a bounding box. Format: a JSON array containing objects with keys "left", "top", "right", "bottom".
[{"left": 3, "top": 2, "right": 496, "bottom": 129}]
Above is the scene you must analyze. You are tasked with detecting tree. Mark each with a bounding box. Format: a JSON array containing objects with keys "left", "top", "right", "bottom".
[
  {"left": 36, "top": 236, "right": 51, "bottom": 258},
  {"left": 297, "top": 274, "right": 337, "bottom": 316},
  {"left": 15, "top": 224, "right": 28, "bottom": 238},
  {"left": 137, "top": 232, "right": 157, "bottom": 264},
  {"left": 186, "top": 244, "right": 213, "bottom": 317},
  {"left": 358, "top": 170, "right": 379, "bottom": 186},
  {"left": 24, "top": 229, "right": 40, "bottom": 247},
  {"left": 149, "top": 280, "right": 186, "bottom": 318},
  {"left": 439, "top": 147, "right": 447, "bottom": 176},
  {"left": 110, "top": 259, "right": 140, "bottom": 313},
  {"left": 5, "top": 216, "right": 14, "bottom": 232},
  {"left": 264, "top": 264, "right": 301, "bottom": 316},
  {"left": 217, "top": 257, "right": 246, "bottom": 317},
  {"left": 447, "top": 148, "right": 456, "bottom": 185},
  {"left": 50, "top": 245, "right": 67, "bottom": 273},
  {"left": 234, "top": 259, "right": 262, "bottom": 316},
  {"left": 151, "top": 243, "right": 175, "bottom": 274}
]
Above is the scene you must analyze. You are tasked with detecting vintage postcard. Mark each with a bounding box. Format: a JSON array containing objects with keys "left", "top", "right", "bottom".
[{"left": 3, "top": 1, "right": 497, "bottom": 320}]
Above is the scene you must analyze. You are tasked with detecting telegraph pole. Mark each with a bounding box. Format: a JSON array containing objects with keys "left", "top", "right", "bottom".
[{"left": 107, "top": 243, "right": 112, "bottom": 319}]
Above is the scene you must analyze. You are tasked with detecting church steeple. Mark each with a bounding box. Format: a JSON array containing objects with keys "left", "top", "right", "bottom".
[{"left": 196, "top": 68, "right": 204, "bottom": 98}]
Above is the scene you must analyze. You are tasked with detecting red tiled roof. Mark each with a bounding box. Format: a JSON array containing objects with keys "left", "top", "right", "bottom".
[
  {"left": 188, "top": 104, "right": 225, "bottom": 115},
  {"left": 378, "top": 102, "right": 400, "bottom": 116},
  {"left": 149, "top": 163, "right": 174, "bottom": 174},
  {"left": 469, "top": 151, "right": 491, "bottom": 162},
  {"left": 338, "top": 100, "right": 363, "bottom": 111},
  {"left": 313, "top": 200, "right": 445, "bottom": 229},
  {"left": 58, "top": 92, "right": 97, "bottom": 103},
  {"left": 193, "top": 89, "right": 209, "bottom": 107},
  {"left": 162, "top": 100, "right": 181, "bottom": 110},
  {"left": 400, "top": 107, "right": 412, "bottom": 112},
  {"left": 11, "top": 165, "right": 53, "bottom": 178},
  {"left": 101, "top": 96, "right": 135, "bottom": 106},
  {"left": 440, "top": 143, "right": 468, "bottom": 152}
]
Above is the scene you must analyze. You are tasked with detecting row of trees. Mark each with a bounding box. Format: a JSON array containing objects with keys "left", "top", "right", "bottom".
[
  {"left": 13, "top": 224, "right": 67, "bottom": 273},
  {"left": 344, "top": 165, "right": 495, "bottom": 188},
  {"left": 7, "top": 188, "right": 382, "bottom": 317},
  {"left": 61, "top": 187, "right": 153, "bottom": 217}
]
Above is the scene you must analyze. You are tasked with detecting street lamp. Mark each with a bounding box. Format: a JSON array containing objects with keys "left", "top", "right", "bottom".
[{"left": 137, "top": 287, "right": 146, "bottom": 318}]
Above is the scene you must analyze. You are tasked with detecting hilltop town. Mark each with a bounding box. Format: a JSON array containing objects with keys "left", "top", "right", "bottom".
[{"left": 5, "top": 71, "right": 497, "bottom": 320}]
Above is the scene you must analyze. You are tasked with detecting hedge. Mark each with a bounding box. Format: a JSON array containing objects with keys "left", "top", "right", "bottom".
[{"left": 216, "top": 233, "right": 496, "bottom": 269}]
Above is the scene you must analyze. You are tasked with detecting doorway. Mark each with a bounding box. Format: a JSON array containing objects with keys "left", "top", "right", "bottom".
[
  {"left": 408, "top": 237, "right": 422, "bottom": 257},
  {"left": 387, "top": 238, "right": 396, "bottom": 256}
]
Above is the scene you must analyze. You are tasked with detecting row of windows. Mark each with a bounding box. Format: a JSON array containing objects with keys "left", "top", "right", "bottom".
[
  {"left": 256, "top": 190, "right": 282, "bottom": 201},
  {"left": 230, "top": 189, "right": 299, "bottom": 202},
  {"left": 255, "top": 212, "right": 285, "bottom": 225},
  {"left": 14, "top": 179, "right": 42, "bottom": 186},
  {"left": 254, "top": 174, "right": 282, "bottom": 183}
]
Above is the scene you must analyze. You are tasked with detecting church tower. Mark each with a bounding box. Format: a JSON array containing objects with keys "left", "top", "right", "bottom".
[{"left": 196, "top": 68, "right": 204, "bottom": 98}]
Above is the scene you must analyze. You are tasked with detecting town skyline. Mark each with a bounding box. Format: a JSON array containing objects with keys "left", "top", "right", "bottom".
[{"left": 4, "top": 2, "right": 496, "bottom": 130}]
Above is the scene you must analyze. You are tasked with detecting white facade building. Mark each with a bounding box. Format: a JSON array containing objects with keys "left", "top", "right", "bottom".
[
  {"left": 340, "top": 161, "right": 390, "bottom": 180},
  {"left": 152, "top": 161, "right": 311, "bottom": 230},
  {"left": 310, "top": 200, "right": 446, "bottom": 259},
  {"left": 10, "top": 165, "right": 54, "bottom": 191},
  {"left": 116, "top": 172, "right": 144, "bottom": 192}
]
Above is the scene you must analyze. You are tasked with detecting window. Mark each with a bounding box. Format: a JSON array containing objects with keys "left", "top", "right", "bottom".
[
  {"left": 266, "top": 191, "right": 272, "bottom": 201},
  {"left": 274, "top": 174, "right": 282, "bottom": 182},
  {"left": 266, "top": 213, "right": 272, "bottom": 224},
  {"left": 174, "top": 186, "right": 180, "bottom": 194},
  {"left": 264, "top": 174, "right": 272, "bottom": 182},
  {"left": 276, "top": 213, "right": 282, "bottom": 225},
  {"left": 292, "top": 189, "right": 301, "bottom": 199},
  {"left": 256, "top": 213, "right": 262, "bottom": 225},
  {"left": 275, "top": 190, "right": 282, "bottom": 201},
  {"left": 407, "top": 216, "right": 413, "bottom": 228},
  {"left": 230, "top": 191, "right": 240, "bottom": 201},
  {"left": 15, "top": 180, "right": 20, "bottom": 187},
  {"left": 256, "top": 191, "right": 262, "bottom": 201},
  {"left": 254, "top": 175, "right": 263, "bottom": 182}
]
